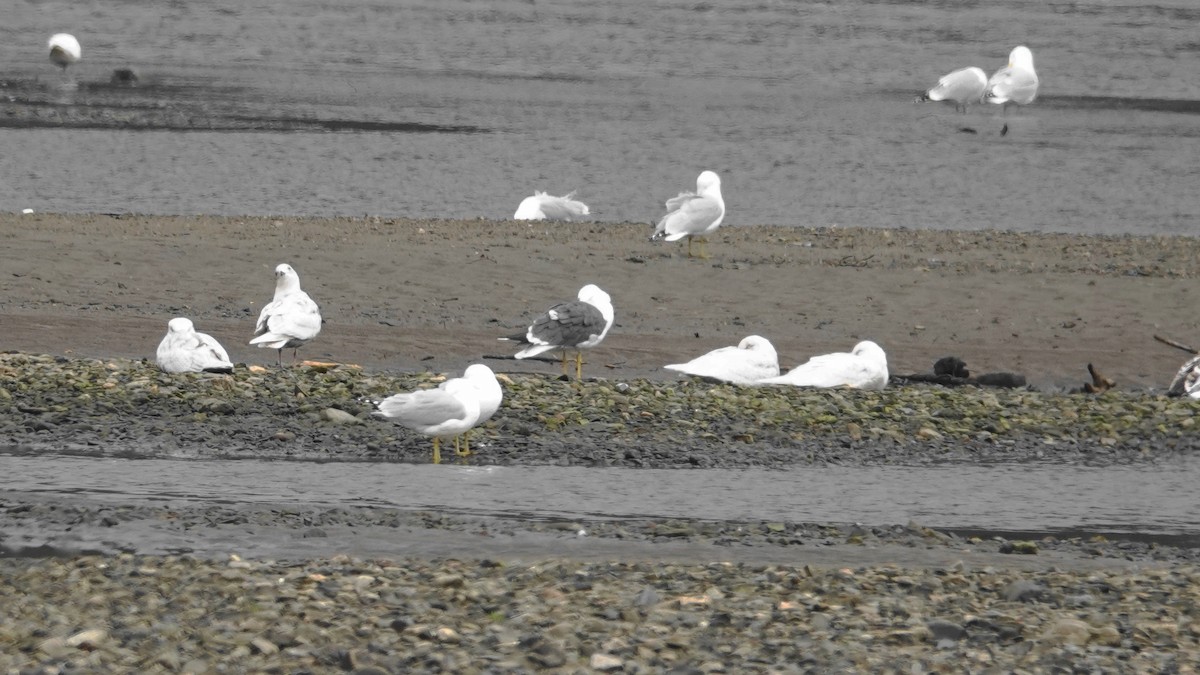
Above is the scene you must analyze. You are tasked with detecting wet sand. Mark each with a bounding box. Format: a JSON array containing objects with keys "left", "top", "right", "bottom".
[{"left": 3, "top": 213, "right": 1198, "bottom": 391}]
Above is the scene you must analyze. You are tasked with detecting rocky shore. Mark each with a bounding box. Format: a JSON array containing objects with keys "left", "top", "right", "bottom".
[
  {"left": 3, "top": 215, "right": 1199, "bottom": 672},
  {"left": 2, "top": 552, "right": 1198, "bottom": 673}
]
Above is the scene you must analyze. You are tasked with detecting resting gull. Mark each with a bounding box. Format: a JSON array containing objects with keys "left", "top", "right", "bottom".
[
  {"left": 984, "top": 46, "right": 1039, "bottom": 109},
  {"left": 500, "top": 284, "right": 614, "bottom": 379},
  {"left": 664, "top": 335, "right": 780, "bottom": 385},
  {"left": 1168, "top": 355, "right": 1200, "bottom": 399},
  {"left": 651, "top": 170, "right": 725, "bottom": 259},
  {"left": 156, "top": 317, "right": 234, "bottom": 374},
  {"left": 759, "top": 340, "right": 889, "bottom": 390},
  {"left": 249, "top": 263, "right": 322, "bottom": 366},
  {"left": 918, "top": 66, "right": 987, "bottom": 113},
  {"left": 514, "top": 191, "right": 590, "bottom": 221},
  {"left": 374, "top": 364, "right": 500, "bottom": 464}
]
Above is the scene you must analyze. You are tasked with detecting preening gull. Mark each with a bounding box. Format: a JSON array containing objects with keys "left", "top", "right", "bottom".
[
  {"left": 664, "top": 335, "right": 780, "bottom": 385},
  {"left": 919, "top": 66, "right": 987, "bottom": 113},
  {"left": 984, "top": 46, "right": 1039, "bottom": 108},
  {"left": 156, "top": 317, "right": 234, "bottom": 374},
  {"left": 48, "top": 33, "right": 81, "bottom": 73},
  {"left": 500, "top": 284, "right": 614, "bottom": 379},
  {"left": 374, "top": 364, "right": 500, "bottom": 464},
  {"left": 1168, "top": 354, "right": 1200, "bottom": 399},
  {"left": 758, "top": 340, "right": 889, "bottom": 390},
  {"left": 249, "top": 263, "right": 322, "bottom": 366},
  {"left": 651, "top": 170, "right": 725, "bottom": 259},
  {"left": 514, "top": 191, "right": 590, "bottom": 221}
]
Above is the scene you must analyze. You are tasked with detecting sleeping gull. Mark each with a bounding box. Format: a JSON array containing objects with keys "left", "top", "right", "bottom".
[
  {"left": 1168, "top": 355, "right": 1200, "bottom": 399},
  {"left": 651, "top": 170, "right": 725, "bottom": 259},
  {"left": 249, "top": 263, "right": 322, "bottom": 366},
  {"left": 514, "top": 191, "right": 590, "bottom": 221},
  {"left": 664, "top": 335, "right": 780, "bottom": 385},
  {"left": 499, "top": 284, "right": 614, "bottom": 379},
  {"left": 156, "top": 317, "right": 234, "bottom": 374},
  {"left": 918, "top": 66, "right": 987, "bottom": 113},
  {"left": 758, "top": 340, "right": 889, "bottom": 390},
  {"left": 374, "top": 364, "right": 499, "bottom": 464},
  {"left": 984, "top": 46, "right": 1039, "bottom": 110},
  {"left": 48, "top": 33, "right": 81, "bottom": 74}
]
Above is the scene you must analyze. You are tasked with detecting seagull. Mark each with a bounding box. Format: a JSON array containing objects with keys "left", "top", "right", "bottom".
[
  {"left": 984, "top": 46, "right": 1039, "bottom": 111},
  {"left": 758, "top": 340, "right": 889, "bottom": 390},
  {"left": 156, "top": 317, "right": 234, "bottom": 374},
  {"left": 48, "top": 33, "right": 81, "bottom": 75},
  {"left": 1168, "top": 354, "right": 1200, "bottom": 399},
  {"left": 918, "top": 66, "right": 987, "bottom": 113},
  {"left": 375, "top": 365, "right": 500, "bottom": 464},
  {"left": 460, "top": 364, "right": 504, "bottom": 456},
  {"left": 664, "top": 335, "right": 780, "bottom": 385},
  {"left": 500, "top": 284, "right": 614, "bottom": 379},
  {"left": 249, "top": 263, "right": 322, "bottom": 366},
  {"left": 514, "top": 191, "right": 590, "bottom": 221},
  {"left": 651, "top": 170, "right": 725, "bottom": 259}
]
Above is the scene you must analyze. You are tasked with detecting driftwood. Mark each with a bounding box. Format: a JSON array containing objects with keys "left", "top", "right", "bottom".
[
  {"left": 1154, "top": 334, "right": 1198, "bottom": 355},
  {"left": 891, "top": 372, "right": 1027, "bottom": 388}
]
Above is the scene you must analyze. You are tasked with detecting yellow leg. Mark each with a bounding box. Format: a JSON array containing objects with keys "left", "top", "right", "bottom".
[
  {"left": 686, "top": 237, "right": 694, "bottom": 258},
  {"left": 696, "top": 236, "right": 711, "bottom": 260},
  {"left": 457, "top": 433, "right": 472, "bottom": 457},
  {"left": 575, "top": 351, "right": 584, "bottom": 379},
  {"left": 560, "top": 350, "right": 569, "bottom": 375},
  {"left": 432, "top": 437, "right": 442, "bottom": 464}
]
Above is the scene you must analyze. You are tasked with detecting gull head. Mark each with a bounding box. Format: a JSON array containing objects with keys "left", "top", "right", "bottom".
[
  {"left": 1009, "top": 46, "right": 1034, "bottom": 69},
  {"left": 167, "top": 317, "right": 195, "bottom": 334},
  {"left": 48, "top": 33, "right": 81, "bottom": 69},
  {"left": 852, "top": 340, "right": 887, "bottom": 363},
  {"left": 463, "top": 363, "right": 497, "bottom": 383},
  {"left": 577, "top": 284, "right": 611, "bottom": 308},
  {"left": 696, "top": 170, "right": 721, "bottom": 196},
  {"left": 738, "top": 335, "right": 775, "bottom": 353}
]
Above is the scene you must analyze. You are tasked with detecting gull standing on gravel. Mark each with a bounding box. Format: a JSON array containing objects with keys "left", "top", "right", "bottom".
[
  {"left": 513, "top": 191, "right": 591, "bottom": 221},
  {"left": 249, "top": 263, "right": 322, "bottom": 366},
  {"left": 758, "top": 340, "right": 889, "bottom": 390},
  {"left": 984, "top": 46, "right": 1039, "bottom": 111},
  {"left": 374, "top": 364, "right": 501, "bottom": 464},
  {"left": 156, "top": 317, "right": 234, "bottom": 374},
  {"left": 918, "top": 66, "right": 987, "bottom": 113},
  {"left": 48, "top": 33, "right": 81, "bottom": 75},
  {"left": 500, "top": 284, "right": 614, "bottom": 379},
  {"left": 651, "top": 170, "right": 725, "bottom": 259},
  {"left": 664, "top": 335, "right": 780, "bottom": 385}
]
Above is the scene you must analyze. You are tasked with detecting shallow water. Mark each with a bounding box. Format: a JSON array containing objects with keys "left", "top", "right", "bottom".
[
  {"left": 3, "top": 453, "right": 1197, "bottom": 543},
  {"left": 2, "top": 0, "right": 1198, "bottom": 233}
]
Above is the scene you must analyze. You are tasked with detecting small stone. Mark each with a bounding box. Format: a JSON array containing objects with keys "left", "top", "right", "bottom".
[
  {"left": 250, "top": 637, "right": 279, "bottom": 655},
  {"left": 320, "top": 408, "right": 361, "bottom": 425},
  {"left": 926, "top": 619, "right": 965, "bottom": 642},
  {"left": 590, "top": 653, "right": 624, "bottom": 671},
  {"left": 1041, "top": 618, "right": 1092, "bottom": 646},
  {"left": 1002, "top": 580, "right": 1046, "bottom": 602}
]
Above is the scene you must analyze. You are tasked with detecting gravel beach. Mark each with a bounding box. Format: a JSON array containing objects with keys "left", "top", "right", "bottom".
[{"left": 2, "top": 214, "right": 1199, "bottom": 672}]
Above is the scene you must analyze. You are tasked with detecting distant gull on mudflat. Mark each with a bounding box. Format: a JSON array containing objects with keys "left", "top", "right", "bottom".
[
  {"left": 514, "top": 191, "right": 590, "bottom": 221},
  {"left": 664, "top": 335, "right": 780, "bottom": 385},
  {"left": 985, "top": 46, "right": 1039, "bottom": 109},
  {"left": 651, "top": 170, "right": 725, "bottom": 259},
  {"left": 500, "top": 284, "right": 614, "bottom": 379},
  {"left": 759, "top": 340, "right": 889, "bottom": 390},
  {"left": 249, "top": 263, "right": 322, "bottom": 366},
  {"left": 918, "top": 66, "right": 987, "bottom": 113},
  {"left": 156, "top": 317, "right": 234, "bottom": 374},
  {"left": 374, "top": 364, "right": 500, "bottom": 464}
]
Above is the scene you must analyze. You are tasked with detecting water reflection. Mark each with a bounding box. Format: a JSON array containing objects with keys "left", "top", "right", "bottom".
[{"left": 1, "top": 453, "right": 1196, "bottom": 539}]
